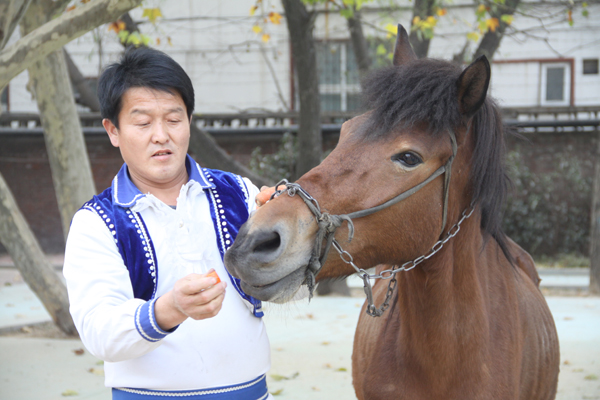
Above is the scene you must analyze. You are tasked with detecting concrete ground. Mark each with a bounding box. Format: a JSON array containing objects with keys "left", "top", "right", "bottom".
[{"left": 0, "top": 264, "right": 599, "bottom": 400}]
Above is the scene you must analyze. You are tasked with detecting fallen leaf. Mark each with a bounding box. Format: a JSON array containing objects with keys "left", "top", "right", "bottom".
[
  {"left": 88, "top": 368, "right": 104, "bottom": 376},
  {"left": 573, "top": 368, "right": 584, "bottom": 372},
  {"left": 564, "top": 316, "right": 573, "bottom": 321},
  {"left": 324, "top": 363, "right": 332, "bottom": 369},
  {"left": 96, "top": 360, "right": 104, "bottom": 365},
  {"left": 306, "top": 313, "right": 314, "bottom": 319},
  {"left": 584, "top": 374, "right": 598, "bottom": 380},
  {"left": 73, "top": 348, "right": 84, "bottom": 356},
  {"left": 6, "top": 303, "right": 14, "bottom": 307},
  {"left": 335, "top": 367, "right": 348, "bottom": 372},
  {"left": 270, "top": 374, "right": 287, "bottom": 381},
  {"left": 321, "top": 341, "right": 330, "bottom": 346},
  {"left": 270, "top": 389, "right": 284, "bottom": 396},
  {"left": 563, "top": 360, "right": 571, "bottom": 365},
  {"left": 270, "top": 372, "right": 299, "bottom": 381},
  {"left": 275, "top": 347, "right": 284, "bottom": 352},
  {"left": 61, "top": 389, "right": 78, "bottom": 396},
  {"left": 312, "top": 386, "right": 321, "bottom": 391}
]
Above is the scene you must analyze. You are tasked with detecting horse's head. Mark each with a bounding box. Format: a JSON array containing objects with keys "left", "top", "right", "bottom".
[{"left": 225, "top": 25, "right": 506, "bottom": 303}]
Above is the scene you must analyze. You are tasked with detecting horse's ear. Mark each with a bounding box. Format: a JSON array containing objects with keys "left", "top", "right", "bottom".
[
  {"left": 456, "top": 55, "right": 491, "bottom": 117},
  {"left": 393, "top": 24, "right": 417, "bottom": 66}
]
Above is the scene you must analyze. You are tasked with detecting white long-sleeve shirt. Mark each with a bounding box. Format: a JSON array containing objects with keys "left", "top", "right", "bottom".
[{"left": 63, "top": 167, "right": 270, "bottom": 391}]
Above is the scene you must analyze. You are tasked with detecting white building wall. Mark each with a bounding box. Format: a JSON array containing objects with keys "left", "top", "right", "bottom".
[
  {"left": 7, "top": 0, "right": 291, "bottom": 114},
  {"left": 5, "top": 0, "right": 599, "bottom": 113}
]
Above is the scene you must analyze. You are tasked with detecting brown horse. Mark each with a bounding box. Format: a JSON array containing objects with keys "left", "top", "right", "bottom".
[{"left": 225, "top": 25, "right": 559, "bottom": 400}]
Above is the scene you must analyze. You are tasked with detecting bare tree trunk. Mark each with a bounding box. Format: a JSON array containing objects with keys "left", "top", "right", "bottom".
[
  {"left": 409, "top": 0, "right": 435, "bottom": 58},
  {"left": 473, "top": 0, "right": 520, "bottom": 60},
  {"left": 346, "top": 12, "right": 372, "bottom": 79},
  {"left": 64, "top": 48, "right": 100, "bottom": 111},
  {"left": 0, "top": 173, "right": 77, "bottom": 335},
  {"left": 281, "top": 0, "right": 322, "bottom": 180},
  {"left": 21, "top": 1, "right": 96, "bottom": 240},
  {"left": 189, "top": 123, "right": 274, "bottom": 188},
  {"left": 589, "top": 130, "right": 600, "bottom": 294}
]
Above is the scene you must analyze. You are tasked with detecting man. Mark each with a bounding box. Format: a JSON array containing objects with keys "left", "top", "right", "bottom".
[{"left": 63, "top": 46, "right": 272, "bottom": 399}]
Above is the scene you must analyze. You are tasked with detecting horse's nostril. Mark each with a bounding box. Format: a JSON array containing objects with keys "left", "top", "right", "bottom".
[{"left": 253, "top": 231, "right": 281, "bottom": 254}]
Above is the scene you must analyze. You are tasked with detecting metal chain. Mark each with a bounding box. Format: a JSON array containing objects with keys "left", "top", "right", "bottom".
[{"left": 331, "top": 205, "right": 475, "bottom": 317}]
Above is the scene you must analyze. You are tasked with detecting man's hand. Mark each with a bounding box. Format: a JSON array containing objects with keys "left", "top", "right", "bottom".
[
  {"left": 255, "top": 186, "right": 277, "bottom": 207},
  {"left": 155, "top": 270, "right": 226, "bottom": 330}
]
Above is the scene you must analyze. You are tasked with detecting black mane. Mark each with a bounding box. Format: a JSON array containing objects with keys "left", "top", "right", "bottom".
[{"left": 361, "top": 59, "right": 511, "bottom": 259}]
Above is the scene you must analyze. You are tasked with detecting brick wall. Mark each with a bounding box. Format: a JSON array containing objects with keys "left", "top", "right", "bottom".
[{"left": 0, "top": 130, "right": 597, "bottom": 254}]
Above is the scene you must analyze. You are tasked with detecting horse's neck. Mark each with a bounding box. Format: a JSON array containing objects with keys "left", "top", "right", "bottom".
[{"left": 395, "top": 216, "right": 500, "bottom": 373}]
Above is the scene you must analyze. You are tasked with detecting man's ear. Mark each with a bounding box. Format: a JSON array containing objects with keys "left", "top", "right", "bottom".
[{"left": 102, "top": 118, "right": 120, "bottom": 148}]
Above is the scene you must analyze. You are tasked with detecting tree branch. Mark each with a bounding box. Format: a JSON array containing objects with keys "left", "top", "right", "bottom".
[
  {"left": 0, "top": 0, "right": 33, "bottom": 49},
  {"left": 0, "top": 0, "right": 142, "bottom": 89}
]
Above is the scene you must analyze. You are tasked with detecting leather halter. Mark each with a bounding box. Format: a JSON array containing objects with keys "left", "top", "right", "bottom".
[{"left": 271, "top": 129, "right": 468, "bottom": 315}]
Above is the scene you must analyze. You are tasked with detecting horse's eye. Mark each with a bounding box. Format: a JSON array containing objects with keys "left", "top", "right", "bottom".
[{"left": 392, "top": 152, "right": 423, "bottom": 168}]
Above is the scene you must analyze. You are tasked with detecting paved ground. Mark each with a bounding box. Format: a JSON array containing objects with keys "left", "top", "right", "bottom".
[{"left": 0, "top": 262, "right": 599, "bottom": 399}]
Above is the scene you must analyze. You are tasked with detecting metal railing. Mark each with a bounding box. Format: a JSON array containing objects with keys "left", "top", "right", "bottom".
[{"left": 1, "top": 107, "right": 599, "bottom": 136}]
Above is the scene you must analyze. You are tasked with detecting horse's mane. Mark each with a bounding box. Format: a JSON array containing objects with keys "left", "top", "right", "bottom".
[{"left": 360, "top": 59, "right": 511, "bottom": 260}]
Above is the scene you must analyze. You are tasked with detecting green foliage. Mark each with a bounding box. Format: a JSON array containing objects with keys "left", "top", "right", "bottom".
[
  {"left": 249, "top": 132, "right": 298, "bottom": 182},
  {"left": 502, "top": 148, "right": 592, "bottom": 257},
  {"left": 535, "top": 253, "right": 589, "bottom": 268}
]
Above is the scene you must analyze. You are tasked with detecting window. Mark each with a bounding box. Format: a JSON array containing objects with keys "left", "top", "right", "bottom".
[
  {"left": 316, "top": 41, "right": 361, "bottom": 112},
  {"left": 540, "top": 62, "right": 571, "bottom": 106},
  {"left": 583, "top": 59, "right": 599, "bottom": 75}
]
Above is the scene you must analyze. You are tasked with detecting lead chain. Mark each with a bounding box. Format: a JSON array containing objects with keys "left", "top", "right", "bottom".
[{"left": 332, "top": 205, "right": 475, "bottom": 317}]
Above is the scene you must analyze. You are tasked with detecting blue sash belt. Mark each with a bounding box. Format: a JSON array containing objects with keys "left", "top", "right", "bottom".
[{"left": 112, "top": 374, "right": 269, "bottom": 400}]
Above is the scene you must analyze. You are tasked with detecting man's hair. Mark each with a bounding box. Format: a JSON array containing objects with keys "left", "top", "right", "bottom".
[{"left": 98, "top": 46, "right": 194, "bottom": 128}]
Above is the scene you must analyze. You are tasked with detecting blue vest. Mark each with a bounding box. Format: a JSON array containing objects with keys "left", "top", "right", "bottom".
[{"left": 80, "top": 155, "right": 263, "bottom": 317}]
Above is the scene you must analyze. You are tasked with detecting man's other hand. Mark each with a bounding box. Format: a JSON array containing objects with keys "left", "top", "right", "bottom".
[{"left": 256, "top": 186, "right": 277, "bottom": 207}]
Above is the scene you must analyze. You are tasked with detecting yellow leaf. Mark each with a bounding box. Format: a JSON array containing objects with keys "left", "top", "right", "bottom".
[
  {"left": 485, "top": 17, "right": 499, "bottom": 32},
  {"left": 501, "top": 14, "right": 514, "bottom": 25},
  {"left": 142, "top": 8, "right": 163, "bottom": 24},
  {"left": 412, "top": 16, "right": 421, "bottom": 25},
  {"left": 252, "top": 25, "right": 263, "bottom": 34},
  {"left": 156, "top": 37, "right": 161, "bottom": 45},
  {"left": 61, "top": 390, "right": 78, "bottom": 397},
  {"left": 66, "top": 5, "right": 76, "bottom": 12},
  {"left": 167, "top": 36, "right": 173, "bottom": 46},
  {"left": 262, "top": 33, "right": 271, "bottom": 43},
  {"left": 271, "top": 389, "right": 284, "bottom": 396},
  {"left": 425, "top": 16, "right": 437, "bottom": 26},
  {"left": 477, "top": 4, "right": 487, "bottom": 13},
  {"left": 268, "top": 12, "right": 282, "bottom": 24},
  {"left": 467, "top": 31, "right": 480, "bottom": 41},
  {"left": 437, "top": 8, "right": 447, "bottom": 16},
  {"left": 250, "top": 5, "right": 258, "bottom": 16},
  {"left": 385, "top": 23, "right": 398, "bottom": 35}
]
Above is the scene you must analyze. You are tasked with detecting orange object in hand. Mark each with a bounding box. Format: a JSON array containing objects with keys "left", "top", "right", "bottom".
[{"left": 206, "top": 270, "right": 221, "bottom": 284}]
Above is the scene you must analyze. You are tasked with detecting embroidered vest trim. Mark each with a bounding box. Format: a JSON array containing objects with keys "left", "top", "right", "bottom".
[{"left": 80, "top": 165, "right": 263, "bottom": 318}]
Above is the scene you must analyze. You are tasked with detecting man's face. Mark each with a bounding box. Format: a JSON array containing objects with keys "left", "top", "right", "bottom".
[{"left": 103, "top": 87, "right": 190, "bottom": 190}]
